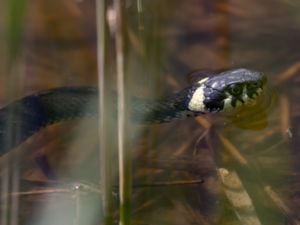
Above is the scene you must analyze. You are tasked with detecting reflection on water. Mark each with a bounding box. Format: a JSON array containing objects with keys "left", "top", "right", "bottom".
[{"left": 1, "top": 0, "right": 300, "bottom": 225}]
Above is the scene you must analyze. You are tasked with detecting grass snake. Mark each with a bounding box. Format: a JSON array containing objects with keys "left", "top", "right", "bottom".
[{"left": 0, "top": 68, "right": 266, "bottom": 156}]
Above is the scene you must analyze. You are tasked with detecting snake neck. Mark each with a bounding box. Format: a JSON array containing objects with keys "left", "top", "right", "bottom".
[{"left": 132, "top": 85, "right": 204, "bottom": 123}]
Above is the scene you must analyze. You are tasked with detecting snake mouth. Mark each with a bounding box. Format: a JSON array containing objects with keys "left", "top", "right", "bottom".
[
  {"left": 222, "top": 85, "right": 264, "bottom": 112},
  {"left": 227, "top": 88, "right": 274, "bottom": 130}
]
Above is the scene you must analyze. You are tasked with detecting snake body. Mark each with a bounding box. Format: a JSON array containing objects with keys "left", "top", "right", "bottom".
[{"left": 0, "top": 68, "right": 266, "bottom": 155}]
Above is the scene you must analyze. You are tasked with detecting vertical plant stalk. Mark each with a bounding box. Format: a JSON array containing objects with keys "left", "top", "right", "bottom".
[
  {"left": 96, "top": 0, "right": 114, "bottom": 224},
  {"left": 216, "top": 0, "right": 230, "bottom": 69},
  {"left": 113, "top": 0, "right": 132, "bottom": 224},
  {"left": 7, "top": 0, "right": 26, "bottom": 64},
  {"left": 136, "top": 0, "right": 144, "bottom": 31},
  {"left": 2, "top": 1, "right": 27, "bottom": 225}
]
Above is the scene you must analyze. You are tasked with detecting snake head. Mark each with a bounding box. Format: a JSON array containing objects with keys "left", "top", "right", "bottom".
[{"left": 187, "top": 68, "right": 267, "bottom": 113}]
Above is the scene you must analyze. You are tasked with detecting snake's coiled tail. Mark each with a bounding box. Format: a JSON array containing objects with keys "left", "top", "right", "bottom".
[{"left": 0, "top": 87, "right": 99, "bottom": 155}]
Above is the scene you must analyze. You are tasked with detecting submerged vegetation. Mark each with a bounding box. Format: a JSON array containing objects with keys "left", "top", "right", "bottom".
[{"left": 1, "top": 0, "right": 300, "bottom": 225}]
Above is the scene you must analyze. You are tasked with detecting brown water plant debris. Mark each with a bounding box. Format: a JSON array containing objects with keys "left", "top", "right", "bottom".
[{"left": 218, "top": 168, "right": 262, "bottom": 225}]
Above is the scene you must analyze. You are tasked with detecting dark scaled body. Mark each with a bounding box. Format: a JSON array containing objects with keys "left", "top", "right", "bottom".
[
  {"left": 0, "top": 87, "right": 196, "bottom": 155},
  {"left": 0, "top": 87, "right": 98, "bottom": 155}
]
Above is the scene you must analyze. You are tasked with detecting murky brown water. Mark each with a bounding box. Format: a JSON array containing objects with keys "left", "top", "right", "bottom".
[{"left": 1, "top": 0, "right": 300, "bottom": 224}]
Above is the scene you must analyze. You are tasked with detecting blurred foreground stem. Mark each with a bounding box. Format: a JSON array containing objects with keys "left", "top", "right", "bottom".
[
  {"left": 113, "top": 0, "right": 132, "bottom": 224},
  {"left": 96, "top": 0, "right": 115, "bottom": 224},
  {"left": 7, "top": 0, "right": 26, "bottom": 64}
]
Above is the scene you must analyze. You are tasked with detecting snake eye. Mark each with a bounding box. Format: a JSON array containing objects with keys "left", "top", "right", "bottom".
[
  {"left": 247, "top": 82, "right": 260, "bottom": 91},
  {"left": 228, "top": 84, "right": 243, "bottom": 96}
]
